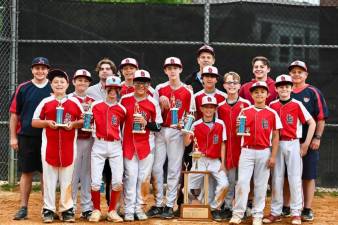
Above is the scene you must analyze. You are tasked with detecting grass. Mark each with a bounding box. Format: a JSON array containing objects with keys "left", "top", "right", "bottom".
[{"left": 0, "top": 183, "right": 41, "bottom": 192}]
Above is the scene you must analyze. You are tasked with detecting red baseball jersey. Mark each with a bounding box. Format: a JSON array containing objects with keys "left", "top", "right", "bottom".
[
  {"left": 120, "top": 93, "right": 162, "bottom": 160},
  {"left": 218, "top": 97, "right": 251, "bottom": 169},
  {"left": 91, "top": 100, "right": 126, "bottom": 141},
  {"left": 194, "top": 89, "right": 227, "bottom": 120},
  {"left": 33, "top": 96, "right": 83, "bottom": 167},
  {"left": 120, "top": 82, "right": 155, "bottom": 97},
  {"left": 241, "top": 105, "right": 282, "bottom": 149},
  {"left": 269, "top": 99, "right": 312, "bottom": 140},
  {"left": 155, "top": 81, "right": 195, "bottom": 127},
  {"left": 68, "top": 93, "right": 95, "bottom": 139},
  {"left": 192, "top": 118, "right": 227, "bottom": 159}
]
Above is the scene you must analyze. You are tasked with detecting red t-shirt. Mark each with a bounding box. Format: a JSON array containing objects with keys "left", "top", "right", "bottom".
[{"left": 194, "top": 89, "right": 227, "bottom": 120}]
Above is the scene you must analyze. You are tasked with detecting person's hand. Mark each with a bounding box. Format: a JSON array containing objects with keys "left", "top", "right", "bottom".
[
  {"left": 134, "top": 115, "right": 147, "bottom": 126},
  {"left": 267, "top": 156, "right": 276, "bottom": 169},
  {"left": 64, "top": 122, "right": 74, "bottom": 130},
  {"left": 310, "top": 138, "right": 320, "bottom": 150},
  {"left": 10, "top": 136, "right": 19, "bottom": 151},
  {"left": 300, "top": 143, "right": 309, "bottom": 157},
  {"left": 47, "top": 120, "right": 57, "bottom": 129},
  {"left": 159, "top": 96, "right": 170, "bottom": 110},
  {"left": 219, "top": 163, "right": 226, "bottom": 173}
]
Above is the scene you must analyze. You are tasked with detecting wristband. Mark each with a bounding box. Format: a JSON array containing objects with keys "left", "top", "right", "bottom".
[{"left": 313, "top": 134, "right": 321, "bottom": 140}]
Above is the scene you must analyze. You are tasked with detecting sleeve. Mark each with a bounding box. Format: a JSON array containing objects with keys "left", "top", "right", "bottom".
[
  {"left": 9, "top": 85, "right": 23, "bottom": 114},
  {"left": 298, "top": 101, "right": 312, "bottom": 124},
  {"left": 33, "top": 99, "right": 46, "bottom": 120},
  {"left": 313, "top": 88, "right": 329, "bottom": 120},
  {"left": 220, "top": 121, "right": 227, "bottom": 141},
  {"left": 154, "top": 100, "right": 163, "bottom": 124},
  {"left": 188, "top": 89, "right": 196, "bottom": 112},
  {"left": 274, "top": 111, "right": 283, "bottom": 130},
  {"left": 153, "top": 85, "right": 161, "bottom": 103}
]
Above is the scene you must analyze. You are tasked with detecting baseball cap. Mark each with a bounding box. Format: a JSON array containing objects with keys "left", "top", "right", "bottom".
[
  {"left": 73, "top": 69, "right": 92, "bottom": 82},
  {"left": 134, "top": 69, "right": 151, "bottom": 82},
  {"left": 163, "top": 57, "right": 182, "bottom": 69},
  {"left": 105, "top": 75, "right": 121, "bottom": 88},
  {"left": 201, "top": 95, "right": 218, "bottom": 106},
  {"left": 288, "top": 60, "right": 307, "bottom": 72},
  {"left": 275, "top": 74, "right": 293, "bottom": 87},
  {"left": 201, "top": 65, "right": 219, "bottom": 77},
  {"left": 31, "top": 57, "right": 50, "bottom": 68},
  {"left": 119, "top": 58, "right": 139, "bottom": 69},
  {"left": 197, "top": 44, "right": 215, "bottom": 57},
  {"left": 47, "top": 69, "right": 69, "bottom": 82},
  {"left": 249, "top": 81, "right": 269, "bottom": 92}
]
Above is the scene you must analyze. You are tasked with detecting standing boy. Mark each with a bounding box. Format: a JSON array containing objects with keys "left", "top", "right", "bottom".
[
  {"left": 88, "top": 76, "right": 126, "bottom": 222},
  {"left": 184, "top": 95, "right": 229, "bottom": 221},
  {"left": 229, "top": 81, "right": 282, "bottom": 225},
  {"left": 121, "top": 70, "right": 162, "bottom": 221},
  {"left": 263, "top": 74, "right": 316, "bottom": 225},
  {"left": 10, "top": 57, "right": 52, "bottom": 220},
  {"left": 69, "top": 69, "right": 94, "bottom": 220},
  {"left": 147, "top": 57, "right": 195, "bottom": 219},
  {"left": 32, "top": 69, "right": 84, "bottom": 223},
  {"left": 217, "top": 72, "right": 250, "bottom": 219}
]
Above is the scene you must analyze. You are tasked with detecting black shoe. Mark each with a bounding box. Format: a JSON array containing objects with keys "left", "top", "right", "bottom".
[
  {"left": 42, "top": 208, "right": 54, "bottom": 223},
  {"left": 81, "top": 210, "right": 92, "bottom": 220},
  {"left": 54, "top": 213, "right": 60, "bottom": 220},
  {"left": 221, "top": 208, "right": 232, "bottom": 220},
  {"left": 161, "top": 206, "right": 174, "bottom": 219},
  {"left": 61, "top": 208, "right": 75, "bottom": 222},
  {"left": 173, "top": 206, "right": 180, "bottom": 218},
  {"left": 281, "top": 206, "right": 291, "bottom": 217},
  {"left": 212, "top": 210, "right": 222, "bottom": 222},
  {"left": 301, "top": 208, "right": 314, "bottom": 221},
  {"left": 146, "top": 206, "right": 163, "bottom": 218},
  {"left": 14, "top": 206, "right": 28, "bottom": 220}
]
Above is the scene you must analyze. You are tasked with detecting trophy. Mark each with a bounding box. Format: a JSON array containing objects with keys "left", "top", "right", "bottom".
[
  {"left": 82, "top": 101, "right": 93, "bottom": 132},
  {"left": 190, "top": 137, "right": 204, "bottom": 170},
  {"left": 182, "top": 112, "right": 195, "bottom": 134},
  {"left": 237, "top": 114, "right": 250, "bottom": 136},
  {"left": 170, "top": 95, "right": 179, "bottom": 128},
  {"left": 55, "top": 97, "right": 67, "bottom": 127},
  {"left": 132, "top": 102, "right": 146, "bottom": 134}
]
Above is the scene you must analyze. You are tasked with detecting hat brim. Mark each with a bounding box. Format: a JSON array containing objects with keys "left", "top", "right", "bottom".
[
  {"left": 119, "top": 63, "right": 138, "bottom": 70},
  {"left": 31, "top": 63, "right": 50, "bottom": 69},
  {"left": 275, "top": 81, "right": 293, "bottom": 87},
  {"left": 201, "top": 103, "right": 218, "bottom": 107},
  {"left": 133, "top": 77, "right": 151, "bottom": 82},
  {"left": 249, "top": 85, "right": 269, "bottom": 92},
  {"left": 48, "top": 69, "right": 69, "bottom": 82},
  {"left": 288, "top": 65, "right": 307, "bottom": 72},
  {"left": 201, "top": 73, "right": 219, "bottom": 78},
  {"left": 73, "top": 75, "right": 92, "bottom": 82},
  {"left": 197, "top": 49, "right": 215, "bottom": 57},
  {"left": 105, "top": 85, "right": 121, "bottom": 89},
  {"left": 163, "top": 63, "right": 182, "bottom": 69}
]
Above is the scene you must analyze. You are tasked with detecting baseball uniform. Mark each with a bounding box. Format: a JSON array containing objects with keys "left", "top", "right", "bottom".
[{"left": 194, "top": 89, "right": 227, "bottom": 120}]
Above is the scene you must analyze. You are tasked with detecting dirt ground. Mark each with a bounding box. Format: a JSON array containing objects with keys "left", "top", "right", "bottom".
[{"left": 0, "top": 190, "right": 337, "bottom": 225}]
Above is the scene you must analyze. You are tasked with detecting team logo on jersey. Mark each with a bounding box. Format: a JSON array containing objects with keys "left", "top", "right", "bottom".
[
  {"left": 213, "top": 135, "right": 219, "bottom": 144},
  {"left": 303, "top": 97, "right": 310, "bottom": 103},
  {"left": 111, "top": 115, "right": 118, "bottom": 126},
  {"left": 64, "top": 113, "right": 72, "bottom": 124},
  {"left": 286, "top": 114, "right": 294, "bottom": 124},
  {"left": 175, "top": 99, "right": 182, "bottom": 108},
  {"left": 262, "top": 119, "right": 269, "bottom": 129}
]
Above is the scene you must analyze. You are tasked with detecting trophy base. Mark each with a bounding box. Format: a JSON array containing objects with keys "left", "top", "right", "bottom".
[
  {"left": 56, "top": 123, "right": 68, "bottom": 127},
  {"left": 182, "top": 129, "right": 194, "bottom": 135},
  {"left": 179, "top": 204, "right": 211, "bottom": 221},
  {"left": 81, "top": 128, "right": 93, "bottom": 132},
  {"left": 132, "top": 130, "right": 146, "bottom": 134},
  {"left": 237, "top": 132, "right": 250, "bottom": 136},
  {"left": 170, "top": 124, "right": 178, "bottom": 128}
]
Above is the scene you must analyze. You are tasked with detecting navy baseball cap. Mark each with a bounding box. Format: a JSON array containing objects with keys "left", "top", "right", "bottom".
[
  {"left": 197, "top": 44, "right": 215, "bottom": 57},
  {"left": 47, "top": 69, "right": 69, "bottom": 82},
  {"left": 31, "top": 57, "right": 50, "bottom": 68}
]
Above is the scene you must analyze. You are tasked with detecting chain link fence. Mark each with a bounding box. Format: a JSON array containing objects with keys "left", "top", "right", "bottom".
[{"left": 0, "top": 0, "right": 337, "bottom": 187}]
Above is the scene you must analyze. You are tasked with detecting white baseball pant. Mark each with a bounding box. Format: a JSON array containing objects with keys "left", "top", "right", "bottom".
[
  {"left": 188, "top": 157, "right": 229, "bottom": 210},
  {"left": 224, "top": 167, "right": 237, "bottom": 210},
  {"left": 232, "top": 148, "right": 271, "bottom": 219},
  {"left": 271, "top": 139, "right": 303, "bottom": 216},
  {"left": 152, "top": 127, "right": 184, "bottom": 208},
  {"left": 91, "top": 139, "right": 123, "bottom": 191},
  {"left": 124, "top": 153, "right": 154, "bottom": 214},
  {"left": 72, "top": 138, "right": 93, "bottom": 212}
]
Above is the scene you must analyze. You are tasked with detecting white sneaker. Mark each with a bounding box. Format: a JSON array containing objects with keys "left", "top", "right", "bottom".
[
  {"left": 253, "top": 217, "right": 263, "bottom": 225},
  {"left": 88, "top": 209, "right": 101, "bottom": 222},
  {"left": 107, "top": 210, "right": 123, "bottom": 222},
  {"left": 229, "top": 216, "right": 242, "bottom": 224},
  {"left": 135, "top": 211, "right": 148, "bottom": 220},
  {"left": 124, "top": 213, "right": 134, "bottom": 222}
]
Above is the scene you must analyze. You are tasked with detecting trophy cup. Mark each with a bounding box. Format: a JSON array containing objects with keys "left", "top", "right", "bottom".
[
  {"left": 182, "top": 112, "right": 195, "bottom": 134},
  {"left": 133, "top": 102, "right": 146, "bottom": 134},
  {"left": 82, "top": 101, "right": 93, "bottom": 132},
  {"left": 190, "top": 137, "right": 204, "bottom": 170},
  {"left": 237, "top": 114, "right": 250, "bottom": 136},
  {"left": 55, "top": 97, "right": 67, "bottom": 127},
  {"left": 170, "top": 95, "right": 179, "bottom": 128}
]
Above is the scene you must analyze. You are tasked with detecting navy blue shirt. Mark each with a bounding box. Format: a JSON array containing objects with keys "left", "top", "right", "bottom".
[
  {"left": 291, "top": 84, "right": 329, "bottom": 143},
  {"left": 10, "top": 80, "right": 52, "bottom": 137}
]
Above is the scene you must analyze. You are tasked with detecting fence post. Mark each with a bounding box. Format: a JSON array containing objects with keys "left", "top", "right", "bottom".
[
  {"left": 8, "top": 0, "right": 18, "bottom": 185},
  {"left": 204, "top": 0, "right": 210, "bottom": 44}
]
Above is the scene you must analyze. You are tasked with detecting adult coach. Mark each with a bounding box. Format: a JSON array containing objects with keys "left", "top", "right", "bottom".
[
  {"left": 289, "top": 60, "right": 329, "bottom": 221},
  {"left": 87, "top": 58, "right": 117, "bottom": 205},
  {"left": 9, "top": 57, "right": 52, "bottom": 220},
  {"left": 239, "top": 56, "right": 277, "bottom": 105}
]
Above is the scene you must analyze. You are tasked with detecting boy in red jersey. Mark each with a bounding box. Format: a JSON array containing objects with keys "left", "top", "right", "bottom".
[
  {"left": 88, "top": 76, "right": 126, "bottom": 222},
  {"left": 121, "top": 69, "right": 162, "bottom": 221},
  {"left": 69, "top": 69, "right": 95, "bottom": 220},
  {"left": 229, "top": 81, "right": 282, "bottom": 225},
  {"left": 263, "top": 75, "right": 315, "bottom": 225},
  {"left": 32, "top": 69, "right": 84, "bottom": 223},
  {"left": 218, "top": 72, "right": 250, "bottom": 219},
  {"left": 184, "top": 95, "right": 229, "bottom": 221}
]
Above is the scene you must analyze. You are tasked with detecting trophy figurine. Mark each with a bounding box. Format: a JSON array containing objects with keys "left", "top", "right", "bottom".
[
  {"left": 82, "top": 101, "right": 93, "bottom": 132},
  {"left": 170, "top": 95, "right": 179, "bottom": 128},
  {"left": 237, "top": 114, "right": 250, "bottom": 136},
  {"left": 182, "top": 112, "right": 195, "bottom": 134},
  {"left": 133, "top": 102, "right": 146, "bottom": 134},
  {"left": 190, "top": 137, "right": 204, "bottom": 170},
  {"left": 55, "top": 97, "right": 67, "bottom": 127}
]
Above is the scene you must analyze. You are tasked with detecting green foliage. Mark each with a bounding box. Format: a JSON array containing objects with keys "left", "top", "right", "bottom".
[
  {"left": 0, "top": 183, "right": 17, "bottom": 191},
  {"left": 81, "top": 0, "right": 192, "bottom": 4}
]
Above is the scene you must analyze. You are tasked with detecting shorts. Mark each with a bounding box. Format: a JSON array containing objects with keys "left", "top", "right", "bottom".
[
  {"left": 18, "top": 135, "right": 42, "bottom": 173},
  {"left": 302, "top": 148, "right": 319, "bottom": 180}
]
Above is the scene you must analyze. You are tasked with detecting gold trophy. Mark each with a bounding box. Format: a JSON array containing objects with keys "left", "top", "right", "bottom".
[
  {"left": 132, "top": 102, "right": 146, "bottom": 134},
  {"left": 190, "top": 137, "right": 204, "bottom": 170}
]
